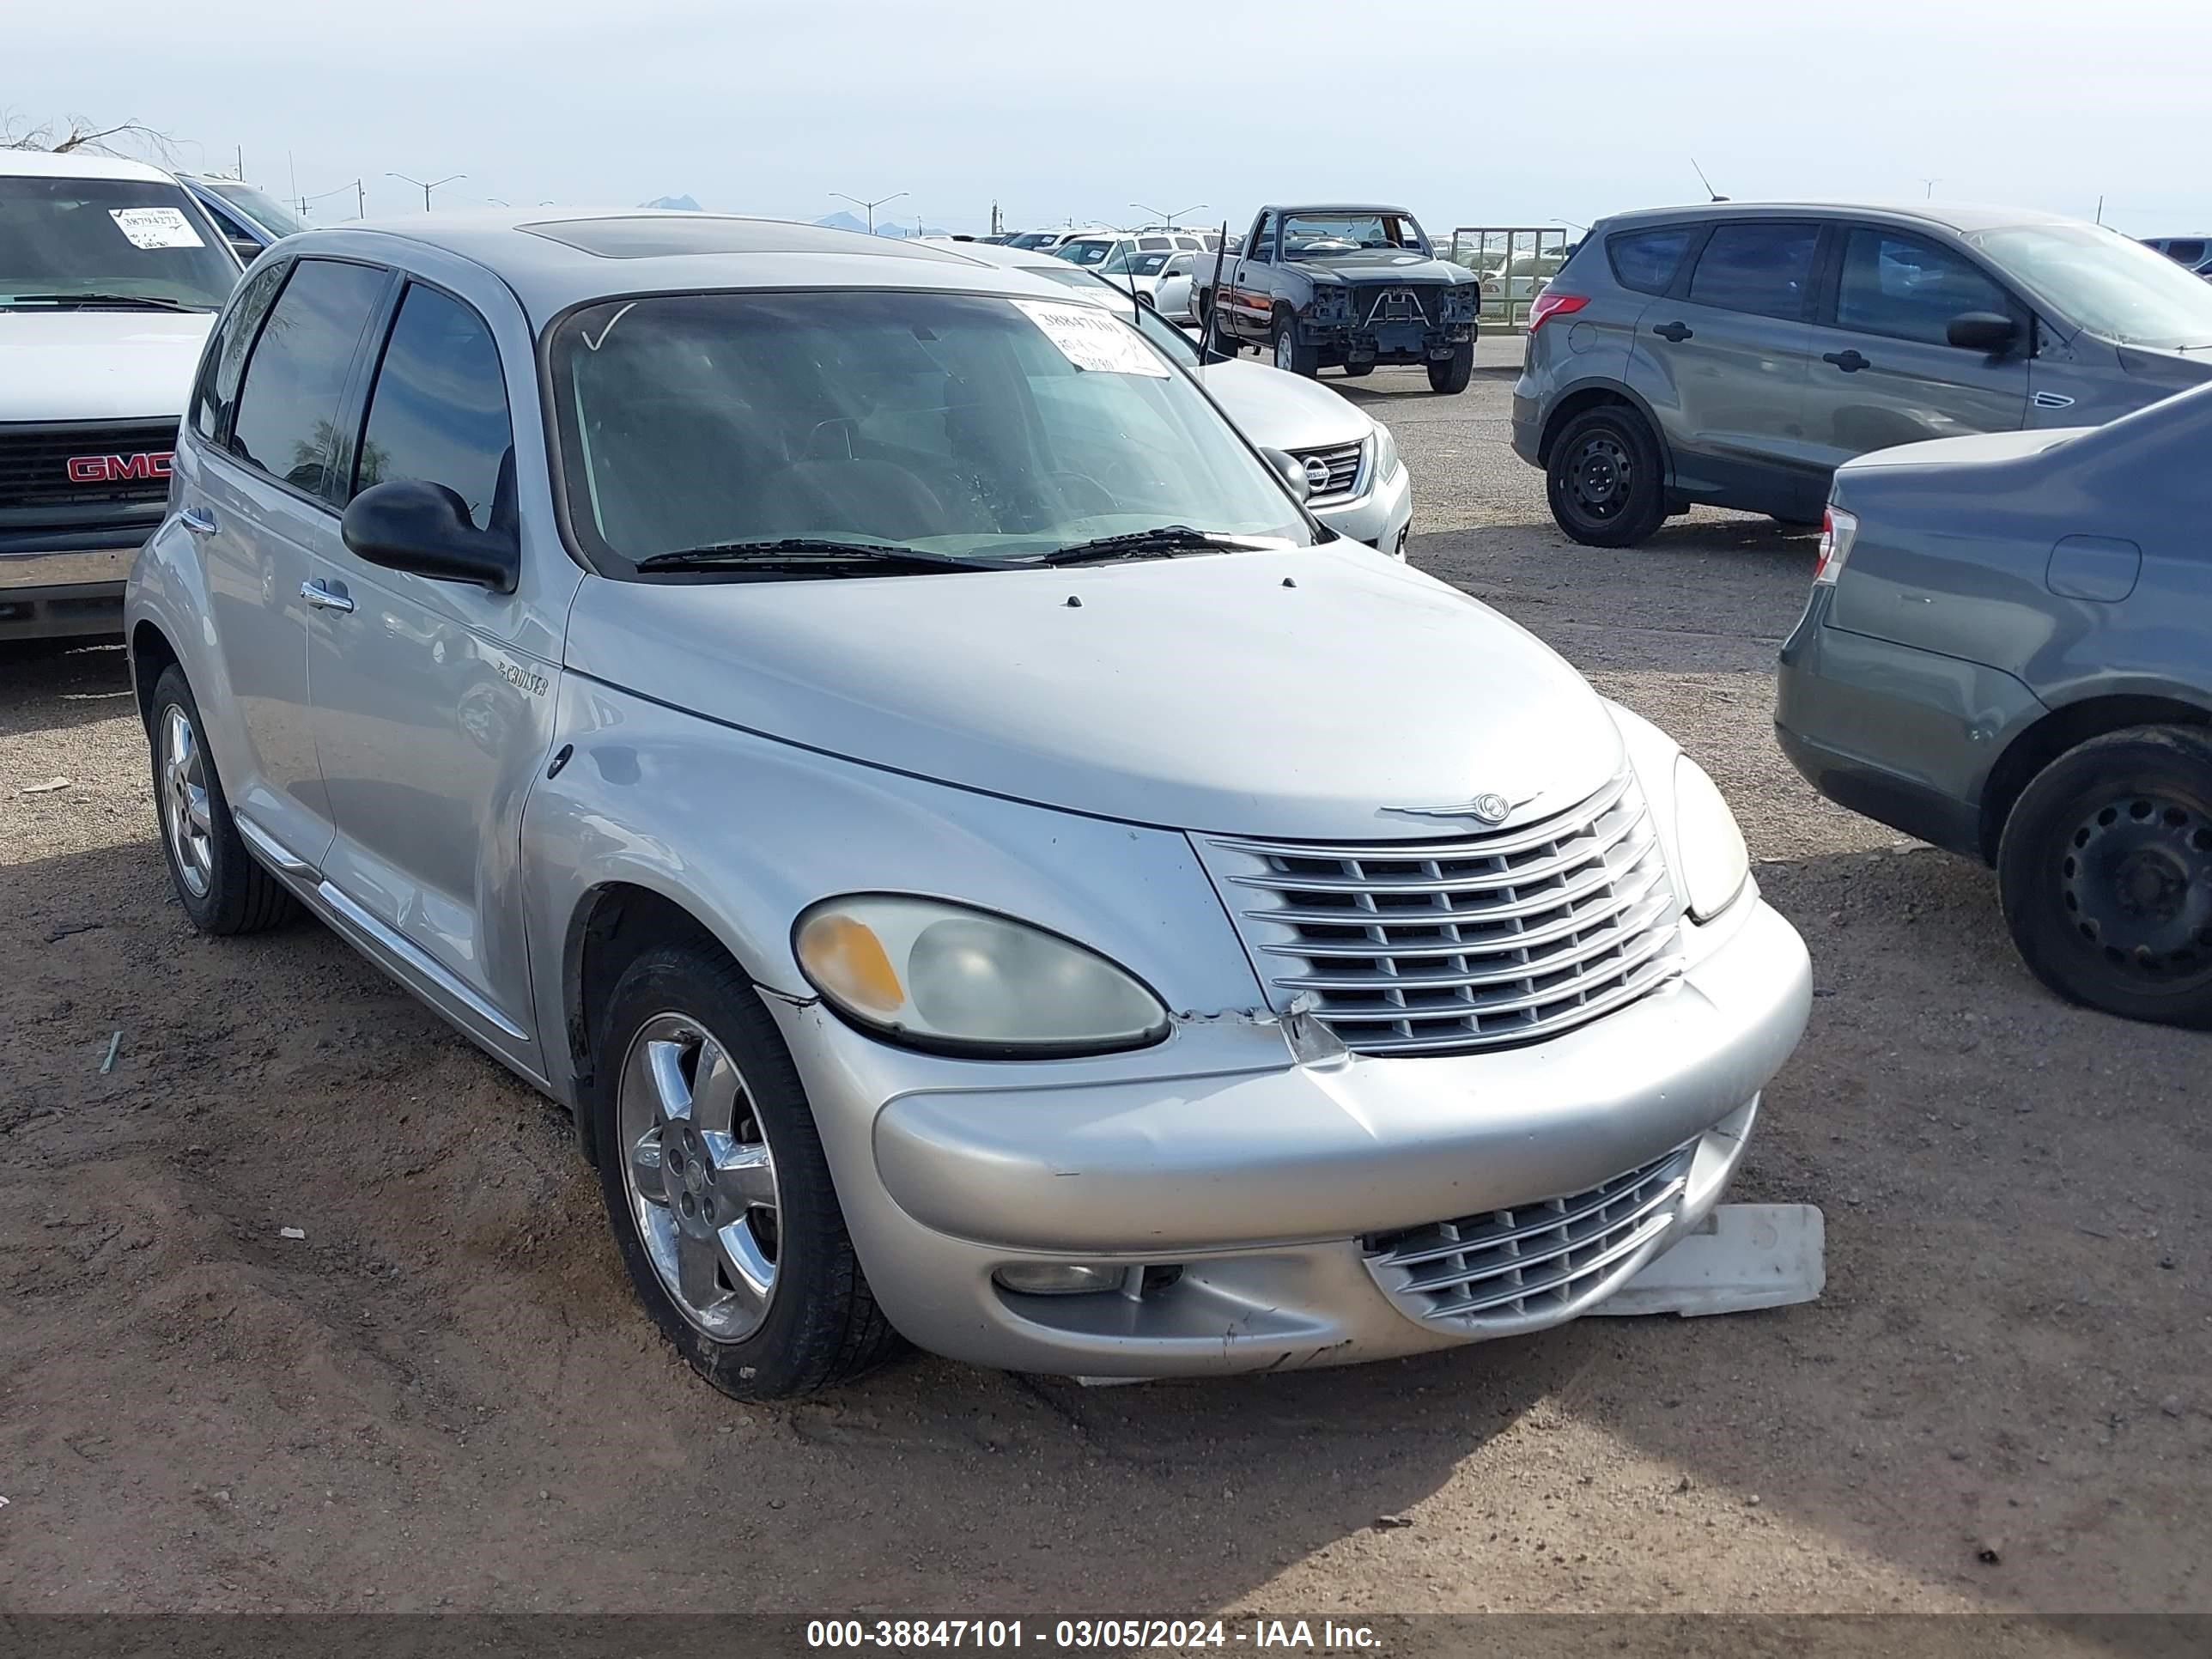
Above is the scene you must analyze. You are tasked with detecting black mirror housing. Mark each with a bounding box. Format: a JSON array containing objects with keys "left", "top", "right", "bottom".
[
  {"left": 342, "top": 479, "right": 520, "bottom": 593},
  {"left": 1948, "top": 311, "right": 2020, "bottom": 354}
]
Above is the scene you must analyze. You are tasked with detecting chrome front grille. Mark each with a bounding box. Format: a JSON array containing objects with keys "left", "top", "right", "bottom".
[
  {"left": 1286, "top": 439, "right": 1365, "bottom": 502},
  {"left": 1364, "top": 1141, "right": 1695, "bottom": 1332},
  {"left": 1200, "top": 773, "right": 1681, "bottom": 1056}
]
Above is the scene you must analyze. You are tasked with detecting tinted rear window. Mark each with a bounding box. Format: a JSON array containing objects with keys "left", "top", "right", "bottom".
[
  {"left": 1605, "top": 227, "right": 1694, "bottom": 295},
  {"left": 1686, "top": 222, "right": 1820, "bottom": 319}
]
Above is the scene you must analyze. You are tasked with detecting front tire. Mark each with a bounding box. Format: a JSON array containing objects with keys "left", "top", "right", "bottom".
[
  {"left": 1425, "top": 341, "right": 1474, "bottom": 393},
  {"left": 592, "top": 943, "right": 903, "bottom": 1399},
  {"left": 1272, "top": 314, "right": 1319, "bottom": 378},
  {"left": 149, "top": 665, "right": 294, "bottom": 935},
  {"left": 1546, "top": 405, "right": 1668, "bottom": 547},
  {"left": 1998, "top": 726, "right": 2212, "bottom": 1029},
  {"left": 1341, "top": 362, "right": 1376, "bottom": 379}
]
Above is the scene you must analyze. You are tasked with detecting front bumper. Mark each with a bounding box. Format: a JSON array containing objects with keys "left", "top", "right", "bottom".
[
  {"left": 0, "top": 541, "right": 139, "bottom": 639},
  {"left": 770, "top": 893, "right": 1810, "bottom": 1376},
  {"left": 1312, "top": 459, "right": 1413, "bottom": 556}
]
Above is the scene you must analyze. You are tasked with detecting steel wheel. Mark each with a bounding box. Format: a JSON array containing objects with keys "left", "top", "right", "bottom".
[
  {"left": 160, "top": 704, "right": 214, "bottom": 899},
  {"left": 617, "top": 1012, "right": 782, "bottom": 1340},
  {"left": 1565, "top": 430, "right": 1635, "bottom": 525},
  {"left": 2058, "top": 791, "right": 2212, "bottom": 979}
]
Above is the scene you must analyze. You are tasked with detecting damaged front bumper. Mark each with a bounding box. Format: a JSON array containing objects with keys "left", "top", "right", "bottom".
[{"left": 764, "top": 890, "right": 1809, "bottom": 1377}]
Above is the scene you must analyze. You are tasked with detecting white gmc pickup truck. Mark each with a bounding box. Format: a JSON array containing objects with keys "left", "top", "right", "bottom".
[{"left": 2, "top": 150, "right": 240, "bottom": 639}]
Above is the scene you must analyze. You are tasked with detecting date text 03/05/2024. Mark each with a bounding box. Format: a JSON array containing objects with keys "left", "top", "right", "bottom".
[{"left": 805, "top": 1620, "right": 1383, "bottom": 1650}]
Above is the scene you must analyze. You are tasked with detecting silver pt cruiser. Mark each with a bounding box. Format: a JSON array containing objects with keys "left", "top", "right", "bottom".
[{"left": 126, "top": 212, "right": 1812, "bottom": 1399}]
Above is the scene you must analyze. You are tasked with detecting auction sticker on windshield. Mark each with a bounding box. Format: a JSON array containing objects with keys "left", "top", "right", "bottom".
[
  {"left": 110, "top": 208, "right": 206, "bottom": 250},
  {"left": 1013, "top": 300, "right": 1170, "bottom": 377}
]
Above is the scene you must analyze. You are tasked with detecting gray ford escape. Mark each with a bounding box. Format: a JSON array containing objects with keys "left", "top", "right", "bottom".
[{"left": 1511, "top": 202, "right": 2212, "bottom": 546}]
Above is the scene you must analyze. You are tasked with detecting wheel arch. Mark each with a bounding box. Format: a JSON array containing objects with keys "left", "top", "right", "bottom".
[
  {"left": 562, "top": 879, "right": 769, "bottom": 1165},
  {"left": 130, "top": 619, "right": 181, "bottom": 733},
  {"left": 1978, "top": 691, "right": 2212, "bottom": 864},
  {"left": 1537, "top": 380, "right": 1673, "bottom": 478}
]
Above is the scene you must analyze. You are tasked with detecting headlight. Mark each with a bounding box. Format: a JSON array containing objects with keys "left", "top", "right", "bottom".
[
  {"left": 793, "top": 896, "right": 1170, "bottom": 1057},
  {"left": 1672, "top": 757, "right": 1750, "bottom": 921},
  {"left": 1371, "top": 422, "right": 1402, "bottom": 484}
]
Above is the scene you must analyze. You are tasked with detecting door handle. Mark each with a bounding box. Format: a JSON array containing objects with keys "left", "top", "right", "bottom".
[
  {"left": 179, "top": 506, "right": 217, "bottom": 537},
  {"left": 1823, "top": 349, "right": 1871, "bottom": 373},
  {"left": 1652, "top": 321, "right": 1693, "bottom": 343},
  {"left": 300, "top": 580, "right": 355, "bottom": 615}
]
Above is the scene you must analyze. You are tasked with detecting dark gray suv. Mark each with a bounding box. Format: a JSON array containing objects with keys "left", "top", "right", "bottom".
[{"left": 1511, "top": 202, "right": 2212, "bottom": 545}]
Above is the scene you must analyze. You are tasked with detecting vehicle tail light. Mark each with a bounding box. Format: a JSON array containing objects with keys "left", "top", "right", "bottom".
[
  {"left": 1814, "top": 506, "right": 1859, "bottom": 585},
  {"left": 1526, "top": 292, "right": 1589, "bottom": 333}
]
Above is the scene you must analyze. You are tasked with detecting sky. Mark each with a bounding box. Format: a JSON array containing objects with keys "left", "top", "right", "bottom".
[{"left": 13, "top": 0, "right": 2210, "bottom": 240}]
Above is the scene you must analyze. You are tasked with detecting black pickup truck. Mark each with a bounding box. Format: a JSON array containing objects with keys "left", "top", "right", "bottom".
[{"left": 1193, "top": 204, "right": 1481, "bottom": 392}]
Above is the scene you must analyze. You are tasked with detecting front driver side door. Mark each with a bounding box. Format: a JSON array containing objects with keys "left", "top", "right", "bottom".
[
  {"left": 1229, "top": 212, "right": 1278, "bottom": 340},
  {"left": 1800, "top": 224, "right": 2031, "bottom": 469},
  {"left": 307, "top": 275, "right": 569, "bottom": 1077}
]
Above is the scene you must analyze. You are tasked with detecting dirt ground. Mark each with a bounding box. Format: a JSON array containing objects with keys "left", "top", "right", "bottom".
[{"left": 2, "top": 358, "right": 2207, "bottom": 1619}]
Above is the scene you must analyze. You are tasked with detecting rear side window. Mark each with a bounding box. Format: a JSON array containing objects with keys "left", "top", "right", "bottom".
[
  {"left": 1686, "top": 222, "right": 1820, "bottom": 319},
  {"left": 1606, "top": 227, "right": 1694, "bottom": 295},
  {"left": 228, "top": 258, "right": 387, "bottom": 500},
  {"left": 353, "top": 283, "right": 514, "bottom": 532},
  {"left": 190, "top": 258, "right": 288, "bottom": 442},
  {"left": 1835, "top": 229, "right": 2012, "bottom": 347}
]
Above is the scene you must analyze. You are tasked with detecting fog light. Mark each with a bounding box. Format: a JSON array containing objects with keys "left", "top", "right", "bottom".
[{"left": 994, "top": 1263, "right": 1125, "bottom": 1296}]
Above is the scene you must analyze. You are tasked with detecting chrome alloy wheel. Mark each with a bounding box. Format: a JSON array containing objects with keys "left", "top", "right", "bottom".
[
  {"left": 160, "top": 704, "right": 214, "bottom": 898},
  {"left": 1274, "top": 327, "right": 1296, "bottom": 370},
  {"left": 617, "top": 1013, "right": 782, "bottom": 1340}
]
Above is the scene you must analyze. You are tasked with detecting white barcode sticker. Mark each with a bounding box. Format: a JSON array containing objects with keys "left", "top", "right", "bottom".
[
  {"left": 1013, "top": 299, "right": 1170, "bottom": 377},
  {"left": 110, "top": 207, "right": 205, "bottom": 250}
]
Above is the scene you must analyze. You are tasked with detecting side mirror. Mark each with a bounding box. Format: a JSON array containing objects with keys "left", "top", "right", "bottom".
[
  {"left": 1947, "top": 311, "right": 2020, "bottom": 354},
  {"left": 342, "top": 479, "right": 520, "bottom": 593},
  {"left": 1261, "top": 447, "right": 1312, "bottom": 502}
]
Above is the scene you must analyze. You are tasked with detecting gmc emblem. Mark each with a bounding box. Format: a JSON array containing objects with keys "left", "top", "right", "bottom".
[{"left": 67, "top": 452, "right": 173, "bottom": 483}]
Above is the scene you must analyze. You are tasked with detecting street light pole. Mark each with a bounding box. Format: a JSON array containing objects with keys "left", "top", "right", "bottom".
[
  {"left": 387, "top": 172, "right": 466, "bottom": 212},
  {"left": 1132, "top": 201, "right": 1206, "bottom": 230},
  {"left": 832, "top": 190, "right": 907, "bottom": 235}
]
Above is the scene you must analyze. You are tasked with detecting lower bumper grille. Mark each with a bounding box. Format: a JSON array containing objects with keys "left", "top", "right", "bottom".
[{"left": 1363, "top": 1141, "right": 1695, "bottom": 1333}]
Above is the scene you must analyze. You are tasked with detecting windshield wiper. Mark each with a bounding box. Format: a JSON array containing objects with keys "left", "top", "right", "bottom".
[
  {"left": 635, "top": 538, "right": 998, "bottom": 574},
  {"left": 1, "top": 292, "right": 212, "bottom": 313},
  {"left": 1035, "top": 526, "right": 1261, "bottom": 566}
]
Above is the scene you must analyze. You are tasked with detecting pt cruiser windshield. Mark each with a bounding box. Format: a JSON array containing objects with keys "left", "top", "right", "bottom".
[{"left": 549, "top": 289, "right": 1310, "bottom": 571}]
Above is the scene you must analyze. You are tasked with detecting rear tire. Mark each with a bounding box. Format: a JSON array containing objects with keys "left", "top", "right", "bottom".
[
  {"left": 1425, "top": 341, "right": 1474, "bottom": 393},
  {"left": 149, "top": 665, "right": 295, "bottom": 936},
  {"left": 1546, "top": 405, "right": 1668, "bottom": 547},
  {"left": 592, "top": 942, "right": 905, "bottom": 1399},
  {"left": 1997, "top": 726, "right": 2212, "bottom": 1029}
]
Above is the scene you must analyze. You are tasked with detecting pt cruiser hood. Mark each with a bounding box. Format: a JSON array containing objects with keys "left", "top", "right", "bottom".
[
  {"left": 1, "top": 309, "right": 216, "bottom": 422},
  {"left": 563, "top": 544, "right": 1623, "bottom": 841}
]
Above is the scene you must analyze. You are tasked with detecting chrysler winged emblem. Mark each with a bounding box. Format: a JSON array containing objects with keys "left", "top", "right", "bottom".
[{"left": 1381, "top": 790, "right": 1540, "bottom": 826}]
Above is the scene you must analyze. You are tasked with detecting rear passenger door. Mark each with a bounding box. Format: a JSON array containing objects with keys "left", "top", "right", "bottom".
[
  {"left": 1626, "top": 219, "right": 1826, "bottom": 518},
  {"left": 186, "top": 255, "right": 391, "bottom": 869},
  {"left": 1801, "top": 224, "right": 2031, "bottom": 469}
]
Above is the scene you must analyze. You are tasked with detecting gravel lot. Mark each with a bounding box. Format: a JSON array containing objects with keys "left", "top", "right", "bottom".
[{"left": 2, "top": 348, "right": 2207, "bottom": 1618}]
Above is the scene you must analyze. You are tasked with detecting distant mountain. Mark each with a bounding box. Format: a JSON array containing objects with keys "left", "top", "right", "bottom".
[
  {"left": 812, "top": 210, "right": 955, "bottom": 240},
  {"left": 641, "top": 194, "right": 701, "bottom": 211}
]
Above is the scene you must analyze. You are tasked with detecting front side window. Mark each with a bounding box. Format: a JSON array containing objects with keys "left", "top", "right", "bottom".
[
  {"left": 1279, "top": 212, "right": 1430, "bottom": 258},
  {"left": 1972, "top": 222, "right": 2212, "bottom": 350},
  {"left": 0, "top": 173, "right": 239, "bottom": 313},
  {"left": 1836, "top": 229, "right": 2011, "bottom": 347},
  {"left": 228, "top": 258, "right": 387, "bottom": 500},
  {"left": 354, "top": 283, "right": 514, "bottom": 532},
  {"left": 204, "top": 180, "right": 306, "bottom": 240},
  {"left": 1249, "top": 215, "right": 1278, "bottom": 260},
  {"left": 191, "top": 258, "right": 290, "bottom": 441},
  {"left": 548, "top": 289, "right": 1306, "bottom": 572},
  {"left": 1686, "top": 222, "right": 1820, "bottom": 319}
]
